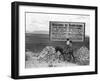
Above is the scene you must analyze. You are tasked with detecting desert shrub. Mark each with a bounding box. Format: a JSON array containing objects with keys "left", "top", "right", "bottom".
[
  {"left": 25, "top": 51, "right": 33, "bottom": 61},
  {"left": 25, "top": 51, "right": 39, "bottom": 61},
  {"left": 74, "top": 46, "right": 89, "bottom": 65}
]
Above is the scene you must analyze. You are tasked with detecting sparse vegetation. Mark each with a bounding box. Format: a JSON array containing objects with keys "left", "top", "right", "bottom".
[{"left": 25, "top": 33, "right": 90, "bottom": 68}]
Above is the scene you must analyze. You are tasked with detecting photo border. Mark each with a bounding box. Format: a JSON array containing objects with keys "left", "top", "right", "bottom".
[{"left": 11, "top": 1, "right": 98, "bottom": 79}]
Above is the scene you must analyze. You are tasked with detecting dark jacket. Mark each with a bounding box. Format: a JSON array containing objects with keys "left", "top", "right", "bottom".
[{"left": 63, "top": 45, "right": 73, "bottom": 54}]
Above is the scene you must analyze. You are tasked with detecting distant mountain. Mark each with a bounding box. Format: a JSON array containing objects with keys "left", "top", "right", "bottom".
[{"left": 26, "top": 31, "right": 49, "bottom": 34}]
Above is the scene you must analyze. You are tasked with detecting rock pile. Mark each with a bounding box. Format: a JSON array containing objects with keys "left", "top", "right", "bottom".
[
  {"left": 74, "top": 46, "right": 89, "bottom": 65},
  {"left": 38, "top": 46, "right": 60, "bottom": 65},
  {"left": 25, "top": 46, "right": 90, "bottom": 68}
]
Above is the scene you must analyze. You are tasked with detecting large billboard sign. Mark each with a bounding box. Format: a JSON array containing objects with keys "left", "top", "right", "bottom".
[{"left": 50, "top": 21, "right": 85, "bottom": 42}]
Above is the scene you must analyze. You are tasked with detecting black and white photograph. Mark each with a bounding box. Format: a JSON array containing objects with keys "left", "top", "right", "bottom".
[
  {"left": 11, "top": 1, "right": 97, "bottom": 79},
  {"left": 25, "top": 12, "right": 89, "bottom": 68}
]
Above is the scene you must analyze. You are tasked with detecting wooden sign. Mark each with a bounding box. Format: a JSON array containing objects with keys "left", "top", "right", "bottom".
[{"left": 50, "top": 21, "right": 85, "bottom": 41}]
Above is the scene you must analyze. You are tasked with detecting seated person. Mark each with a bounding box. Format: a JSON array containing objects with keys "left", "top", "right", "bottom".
[{"left": 63, "top": 39, "right": 75, "bottom": 62}]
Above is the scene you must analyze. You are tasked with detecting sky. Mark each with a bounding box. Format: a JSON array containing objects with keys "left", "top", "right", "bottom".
[{"left": 26, "top": 12, "right": 90, "bottom": 36}]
